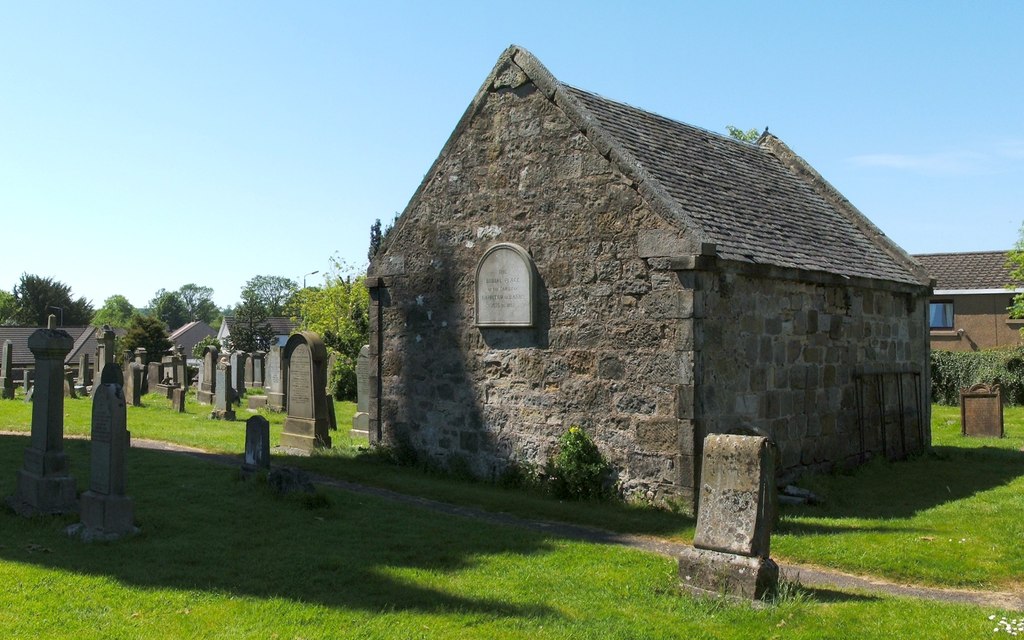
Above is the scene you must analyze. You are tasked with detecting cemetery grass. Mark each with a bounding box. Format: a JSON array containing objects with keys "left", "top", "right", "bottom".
[
  {"left": 1, "top": 394, "right": 1023, "bottom": 592},
  {"left": 0, "top": 437, "right": 1007, "bottom": 639}
]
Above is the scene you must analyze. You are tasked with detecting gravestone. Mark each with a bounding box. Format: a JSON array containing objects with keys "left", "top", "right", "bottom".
[
  {"left": 197, "top": 346, "right": 218, "bottom": 404},
  {"left": 280, "top": 332, "right": 331, "bottom": 452},
  {"left": 63, "top": 367, "right": 78, "bottom": 399},
  {"left": 266, "top": 345, "right": 285, "bottom": 412},
  {"left": 125, "top": 360, "right": 143, "bottom": 407},
  {"left": 678, "top": 433, "right": 778, "bottom": 601},
  {"left": 1, "top": 339, "right": 14, "bottom": 399},
  {"left": 242, "top": 415, "right": 271, "bottom": 474},
  {"left": 324, "top": 351, "right": 337, "bottom": 431},
  {"left": 475, "top": 242, "right": 536, "bottom": 327},
  {"left": 91, "top": 326, "right": 116, "bottom": 398},
  {"left": 172, "top": 346, "right": 188, "bottom": 390},
  {"left": 22, "top": 371, "right": 32, "bottom": 395},
  {"left": 171, "top": 387, "right": 186, "bottom": 413},
  {"left": 68, "top": 363, "right": 138, "bottom": 541},
  {"left": 146, "top": 361, "right": 160, "bottom": 395},
  {"left": 231, "top": 351, "right": 248, "bottom": 401},
  {"left": 211, "top": 360, "right": 236, "bottom": 420},
  {"left": 251, "top": 351, "right": 265, "bottom": 388},
  {"left": 247, "top": 395, "right": 268, "bottom": 411},
  {"left": 351, "top": 345, "right": 371, "bottom": 438},
  {"left": 77, "top": 353, "right": 92, "bottom": 388},
  {"left": 961, "top": 383, "right": 1004, "bottom": 438},
  {"left": 244, "top": 354, "right": 255, "bottom": 389},
  {"left": 7, "top": 316, "right": 78, "bottom": 516}
]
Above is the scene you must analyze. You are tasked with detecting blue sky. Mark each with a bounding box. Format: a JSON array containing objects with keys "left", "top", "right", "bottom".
[{"left": 1, "top": 1, "right": 1021, "bottom": 309}]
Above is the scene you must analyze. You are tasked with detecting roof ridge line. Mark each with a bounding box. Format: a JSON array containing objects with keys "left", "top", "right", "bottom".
[{"left": 758, "top": 133, "right": 933, "bottom": 288}]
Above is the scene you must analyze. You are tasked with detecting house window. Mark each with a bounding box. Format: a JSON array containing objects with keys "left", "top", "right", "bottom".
[{"left": 929, "top": 301, "right": 954, "bottom": 330}]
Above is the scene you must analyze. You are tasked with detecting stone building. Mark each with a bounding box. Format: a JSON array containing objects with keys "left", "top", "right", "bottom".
[{"left": 366, "top": 45, "right": 933, "bottom": 508}]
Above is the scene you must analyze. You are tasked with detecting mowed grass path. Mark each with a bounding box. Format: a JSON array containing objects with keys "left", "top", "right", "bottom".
[{"left": 0, "top": 392, "right": 1021, "bottom": 638}]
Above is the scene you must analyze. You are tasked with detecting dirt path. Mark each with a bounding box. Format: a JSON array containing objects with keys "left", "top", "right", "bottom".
[{"left": 6, "top": 431, "right": 1022, "bottom": 610}]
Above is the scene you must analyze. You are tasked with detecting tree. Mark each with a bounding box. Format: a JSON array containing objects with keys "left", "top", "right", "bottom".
[
  {"left": 226, "top": 292, "right": 275, "bottom": 353},
  {"left": 11, "top": 274, "right": 94, "bottom": 326},
  {"left": 240, "top": 275, "right": 298, "bottom": 318},
  {"left": 92, "top": 295, "right": 138, "bottom": 329},
  {"left": 178, "top": 283, "right": 219, "bottom": 324},
  {"left": 726, "top": 125, "right": 761, "bottom": 143},
  {"left": 1007, "top": 223, "right": 1024, "bottom": 324},
  {"left": 148, "top": 289, "right": 189, "bottom": 331},
  {"left": 192, "top": 335, "right": 221, "bottom": 360},
  {"left": 0, "top": 291, "right": 18, "bottom": 326},
  {"left": 369, "top": 218, "right": 383, "bottom": 260},
  {"left": 122, "top": 315, "right": 172, "bottom": 364},
  {"left": 295, "top": 256, "right": 370, "bottom": 400}
]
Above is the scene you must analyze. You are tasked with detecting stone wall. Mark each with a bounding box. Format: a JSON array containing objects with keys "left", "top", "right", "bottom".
[
  {"left": 694, "top": 265, "right": 931, "bottom": 479},
  {"left": 369, "top": 76, "right": 695, "bottom": 500}
]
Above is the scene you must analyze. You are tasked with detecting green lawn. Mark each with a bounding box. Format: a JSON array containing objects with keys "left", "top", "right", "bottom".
[{"left": 0, "top": 393, "right": 1022, "bottom": 638}]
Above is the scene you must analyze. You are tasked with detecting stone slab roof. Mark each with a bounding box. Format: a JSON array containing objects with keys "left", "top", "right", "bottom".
[
  {"left": 913, "top": 251, "right": 1018, "bottom": 291},
  {"left": 413, "top": 46, "right": 931, "bottom": 288},
  {"left": 0, "top": 326, "right": 96, "bottom": 367}
]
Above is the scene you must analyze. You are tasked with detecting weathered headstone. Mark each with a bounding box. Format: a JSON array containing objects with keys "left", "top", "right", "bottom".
[
  {"left": 280, "top": 332, "right": 331, "bottom": 452},
  {"left": 251, "top": 351, "right": 265, "bottom": 388},
  {"left": 1, "top": 339, "right": 14, "bottom": 399},
  {"left": 68, "top": 363, "right": 138, "bottom": 541},
  {"left": 325, "top": 351, "right": 338, "bottom": 431},
  {"left": 124, "top": 359, "right": 143, "bottom": 407},
  {"left": 197, "top": 346, "right": 218, "bottom": 405},
  {"left": 91, "top": 326, "right": 116, "bottom": 398},
  {"left": 247, "top": 395, "right": 268, "bottom": 411},
  {"left": 171, "top": 387, "right": 186, "bottom": 413},
  {"left": 63, "top": 366, "right": 78, "bottom": 399},
  {"left": 244, "top": 353, "right": 255, "bottom": 389},
  {"left": 242, "top": 415, "right": 271, "bottom": 474},
  {"left": 22, "top": 371, "right": 32, "bottom": 395},
  {"left": 146, "top": 361, "right": 161, "bottom": 395},
  {"left": 678, "top": 433, "right": 778, "bottom": 601},
  {"left": 172, "top": 346, "right": 188, "bottom": 390},
  {"left": 266, "top": 345, "right": 285, "bottom": 412},
  {"left": 961, "top": 383, "right": 1004, "bottom": 438},
  {"left": 77, "top": 353, "right": 92, "bottom": 388},
  {"left": 7, "top": 316, "right": 77, "bottom": 516},
  {"left": 351, "top": 345, "right": 370, "bottom": 438},
  {"left": 211, "top": 360, "right": 236, "bottom": 420},
  {"left": 231, "top": 351, "right": 248, "bottom": 401}
]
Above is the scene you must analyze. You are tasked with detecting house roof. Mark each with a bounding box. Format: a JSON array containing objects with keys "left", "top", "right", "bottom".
[
  {"left": 913, "top": 251, "right": 1019, "bottom": 292},
  {"left": 395, "top": 45, "right": 931, "bottom": 288},
  {"left": 221, "top": 317, "right": 299, "bottom": 336},
  {"left": 0, "top": 325, "right": 97, "bottom": 367}
]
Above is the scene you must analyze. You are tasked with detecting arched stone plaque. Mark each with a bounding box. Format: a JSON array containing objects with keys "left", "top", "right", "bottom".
[{"left": 475, "top": 243, "right": 535, "bottom": 327}]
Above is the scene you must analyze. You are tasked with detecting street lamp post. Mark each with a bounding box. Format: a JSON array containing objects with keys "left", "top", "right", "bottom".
[{"left": 303, "top": 270, "right": 320, "bottom": 288}]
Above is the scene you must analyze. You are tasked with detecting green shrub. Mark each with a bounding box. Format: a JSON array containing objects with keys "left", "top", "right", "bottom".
[
  {"left": 546, "top": 426, "right": 612, "bottom": 501},
  {"left": 930, "top": 347, "right": 1024, "bottom": 405}
]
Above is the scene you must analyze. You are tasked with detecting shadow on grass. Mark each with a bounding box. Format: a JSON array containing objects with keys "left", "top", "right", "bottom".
[
  {"left": 777, "top": 445, "right": 1024, "bottom": 523},
  {"left": 0, "top": 435, "right": 561, "bottom": 622}
]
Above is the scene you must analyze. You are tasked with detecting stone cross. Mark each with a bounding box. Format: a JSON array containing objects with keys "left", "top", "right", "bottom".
[
  {"left": 678, "top": 433, "right": 779, "bottom": 600},
  {"left": 280, "top": 332, "right": 331, "bottom": 452},
  {"left": 7, "top": 315, "right": 77, "bottom": 516},
  {"left": 69, "top": 362, "right": 138, "bottom": 541}
]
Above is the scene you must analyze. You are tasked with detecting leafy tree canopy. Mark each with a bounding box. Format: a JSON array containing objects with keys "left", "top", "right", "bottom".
[
  {"left": 226, "top": 292, "right": 275, "bottom": 353},
  {"left": 12, "top": 274, "right": 94, "bottom": 326},
  {"left": 726, "top": 125, "right": 761, "bottom": 143},
  {"left": 148, "top": 289, "right": 189, "bottom": 331},
  {"left": 122, "top": 315, "right": 172, "bottom": 364},
  {"left": 240, "top": 275, "right": 299, "bottom": 318},
  {"left": 1007, "top": 223, "right": 1024, "bottom": 321},
  {"left": 0, "top": 291, "right": 18, "bottom": 326},
  {"left": 192, "top": 335, "right": 221, "bottom": 360},
  {"left": 93, "top": 294, "right": 138, "bottom": 329},
  {"left": 178, "top": 283, "right": 219, "bottom": 324}
]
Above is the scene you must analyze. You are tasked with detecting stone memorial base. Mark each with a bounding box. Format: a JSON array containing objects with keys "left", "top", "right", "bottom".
[
  {"left": 197, "top": 389, "right": 213, "bottom": 405},
  {"left": 67, "top": 491, "right": 139, "bottom": 541},
  {"left": 281, "top": 417, "right": 331, "bottom": 452},
  {"left": 157, "top": 383, "right": 175, "bottom": 399},
  {"left": 247, "top": 395, "right": 268, "bottom": 412},
  {"left": 350, "top": 411, "right": 369, "bottom": 439},
  {"left": 678, "top": 547, "right": 778, "bottom": 601},
  {"left": 211, "top": 407, "right": 236, "bottom": 421},
  {"left": 8, "top": 467, "right": 78, "bottom": 517},
  {"left": 267, "top": 391, "right": 285, "bottom": 412},
  {"left": 1, "top": 382, "right": 14, "bottom": 400}
]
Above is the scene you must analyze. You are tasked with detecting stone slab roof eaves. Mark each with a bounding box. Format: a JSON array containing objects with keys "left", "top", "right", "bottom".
[
  {"left": 561, "top": 84, "right": 926, "bottom": 286},
  {"left": 0, "top": 326, "right": 92, "bottom": 366},
  {"left": 914, "top": 251, "right": 1016, "bottom": 290}
]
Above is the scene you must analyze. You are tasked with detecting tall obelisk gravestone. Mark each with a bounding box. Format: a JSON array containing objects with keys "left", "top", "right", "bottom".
[
  {"left": 7, "top": 316, "right": 77, "bottom": 516},
  {"left": 1, "top": 339, "right": 15, "bottom": 399}
]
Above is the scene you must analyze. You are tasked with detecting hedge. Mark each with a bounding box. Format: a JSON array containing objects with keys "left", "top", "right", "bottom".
[{"left": 930, "top": 347, "right": 1024, "bottom": 405}]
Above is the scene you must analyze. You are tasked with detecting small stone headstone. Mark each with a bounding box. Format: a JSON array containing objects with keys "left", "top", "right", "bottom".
[
  {"left": 678, "top": 433, "right": 778, "bottom": 601},
  {"left": 211, "top": 361, "right": 236, "bottom": 420},
  {"left": 251, "top": 351, "right": 265, "bottom": 388},
  {"left": 231, "top": 351, "right": 247, "bottom": 401},
  {"left": 78, "top": 353, "right": 92, "bottom": 387},
  {"left": 197, "top": 346, "right": 218, "bottom": 405},
  {"left": 63, "top": 367, "right": 78, "bottom": 399},
  {"left": 266, "top": 345, "right": 285, "bottom": 412},
  {"left": 91, "top": 326, "right": 115, "bottom": 398},
  {"left": 351, "top": 344, "right": 370, "bottom": 438},
  {"left": 960, "top": 383, "right": 1004, "bottom": 438},
  {"left": 146, "top": 361, "right": 161, "bottom": 395},
  {"left": 171, "top": 387, "right": 186, "bottom": 413},
  {"left": 1, "top": 339, "right": 14, "bottom": 399},
  {"left": 68, "top": 363, "right": 138, "bottom": 541},
  {"left": 243, "top": 415, "right": 271, "bottom": 474}
]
